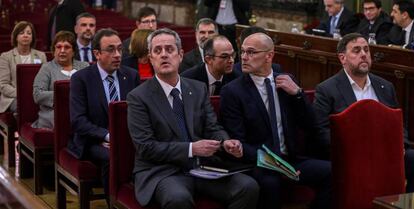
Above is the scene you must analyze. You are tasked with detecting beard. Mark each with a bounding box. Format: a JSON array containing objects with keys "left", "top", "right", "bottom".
[{"left": 349, "top": 62, "right": 370, "bottom": 77}]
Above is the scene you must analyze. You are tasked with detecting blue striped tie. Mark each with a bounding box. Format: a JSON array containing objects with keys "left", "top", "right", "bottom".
[
  {"left": 106, "top": 75, "right": 119, "bottom": 102},
  {"left": 170, "top": 88, "right": 190, "bottom": 141}
]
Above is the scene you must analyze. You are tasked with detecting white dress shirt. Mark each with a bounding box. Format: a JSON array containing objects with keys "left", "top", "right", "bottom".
[{"left": 344, "top": 69, "right": 378, "bottom": 101}]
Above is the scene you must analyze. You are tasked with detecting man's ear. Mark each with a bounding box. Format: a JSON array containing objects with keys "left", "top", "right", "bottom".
[{"left": 338, "top": 53, "right": 346, "bottom": 65}]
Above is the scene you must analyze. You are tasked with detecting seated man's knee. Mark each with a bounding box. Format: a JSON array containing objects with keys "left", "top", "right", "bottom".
[{"left": 162, "top": 190, "right": 194, "bottom": 209}]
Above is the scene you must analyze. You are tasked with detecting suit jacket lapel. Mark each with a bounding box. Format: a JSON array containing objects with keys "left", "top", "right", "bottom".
[
  {"left": 370, "top": 74, "right": 392, "bottom": 106},
  {"left": 336, "top": 70, "right": 357, "bottom": 106},
  {"left": 92, "top": 65, "right": 109, "bottom": 113},
  {"left": 199, "top": 64, "right": 209, "bottom": 88},
  {"left": 117, "top": 68, "right": 128, "bottom": 100},
  {"left": 181, "top": 79, "right": 195, "bottom": 139},
  {"left": 243, "top": 74, "right": 272, "bottom": 131},
  {"left": 150, "top": 78, "right": 182, "bottom": 138}
]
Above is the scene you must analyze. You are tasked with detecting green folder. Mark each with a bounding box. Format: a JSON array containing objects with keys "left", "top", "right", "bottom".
[{"left": 257, "top": 144, "right": 299, "bottom": 181}]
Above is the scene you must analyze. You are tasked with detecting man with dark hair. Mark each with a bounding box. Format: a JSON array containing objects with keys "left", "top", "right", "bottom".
[
  {"left": 122, "top": 6, "right": 158, "bottom": 58},
  {"left": 68, "top": 28, "right": 140, "bottom": 203},
  {"left": 313, "top": 33, "right": 414, "bottom": 192},
  {"left": 385, "top": 0, "right": 414, "bottom": 48},
  {"left": 356, "top": 0, "right": 393, "bottom": 44},
  {"left": 74, "top": 12, "right": 97, "bottom": 63},
  {"left": 48, "top": 0, "right": 85, "bottom": 48},
  {"left": 127, "top": 28, "right": 259, "bottom": 209},
  {"left": 181, "top": 35, "right": 240, "bottom": 96},
  {"left": 179, "top": 18, "right": 218, "bottom": 73},
  {"left": 220, "top": 32, "right": 331, "bottom": 209},
  {"left": 315, "top": 0, "right": 359, "bottom": 37}
]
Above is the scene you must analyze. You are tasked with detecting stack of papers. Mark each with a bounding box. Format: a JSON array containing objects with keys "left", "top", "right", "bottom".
[{"left": 257, "top": 144, "right": 299, "bottom": 181}]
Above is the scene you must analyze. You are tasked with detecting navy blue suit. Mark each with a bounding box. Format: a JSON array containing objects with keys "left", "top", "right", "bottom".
[
  {"left": 68, "top": 64, "right": 140, "bottom": 199},
  {"left": 220, "top": 69, "right": 331, "bottom": 209}
]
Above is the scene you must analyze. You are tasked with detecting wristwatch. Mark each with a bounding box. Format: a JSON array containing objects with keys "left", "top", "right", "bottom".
[{"left": 295, "top": 88, "right": 303, "bottom": 99}]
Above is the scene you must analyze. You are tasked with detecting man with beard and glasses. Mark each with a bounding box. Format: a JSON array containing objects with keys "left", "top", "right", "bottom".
[
  {"left": 313, "top": 33, "right": 414, "bottom": 192},
  {"left": 74, "top": 12, "right": 96, "bottom": 63},
  {"left": 179, "top": 18, "right": 218, "bottom": 73}
]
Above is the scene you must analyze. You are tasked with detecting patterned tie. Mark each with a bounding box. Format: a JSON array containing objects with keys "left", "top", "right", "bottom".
[
  {"left": 170, "top": 88, "right": 190, "bottom": 141},
  {"left": 213, "top": 81, "right": 222, "bottom": 96},
  {"left": 106, "top": 75, "right": 119, "bottom": 102},
  {"left": 82, "top": 47, "right": 90, "bottom": 62},
  {"left": 330, "top": 16, "right": 337, "bottom": 35},
  {"left": 264, "top": 78, "right": 281, "bottom": 154}
]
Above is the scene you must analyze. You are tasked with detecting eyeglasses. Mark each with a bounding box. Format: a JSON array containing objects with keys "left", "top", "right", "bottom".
[
  {"left": 141, "top": 19, "right": 157, "bottom": 25},
  {"left": 240, "top": 49, "right": 271, "bottom": 57},
  {"left": 100, "top": 46, "right": 123, "bottom": 55},
  {"left": 363, "top": 6, "right": 377, "bottom": 12},
  {"left": 55, "top": 44, "right": 73, "bottom": 50},
  {"left": 211, "top": 52, "right": 236, "bottom": 60}
]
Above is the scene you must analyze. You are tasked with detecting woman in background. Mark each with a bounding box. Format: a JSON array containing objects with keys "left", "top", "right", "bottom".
[
  {"left": 121, "top": 29, "right": 153, "bottom": 80},
  {"left": 32, "top": 31, "right": 88, "bottom": 129},
  {"left": 0, "top": 21, "right": 47, "bottom": 113}
]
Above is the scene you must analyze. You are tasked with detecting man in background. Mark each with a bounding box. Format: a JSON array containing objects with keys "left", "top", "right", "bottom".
[{"left": 74, "top": 12, "right": 97, "bottom": 63}]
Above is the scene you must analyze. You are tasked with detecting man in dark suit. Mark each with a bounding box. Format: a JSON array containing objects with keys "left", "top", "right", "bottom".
[
  {"left": 48, "top": 0, "right": 85, "bottom": 48},
  {"left": 204, "top": 0, "right": 250, "bottom": 51},
  {"left": 356, "top": 0, "right": 393, "bottom": 44},
  {"left": 181, "top": 35, "right": 240, "bottom": 96},
  {"left": 127, "top": 28, "right": 259, "bottom": 209},
  {"left": 220, "top": 33, "right": 331, "bottom": 209},
  {"left": 384, "top": 0, "right": 414, "bottom": 48},
  {"left": 74, "top": 12, "right": 97, "bottom": 63},
  {"left": 68, "top": 28, "right": 140, "bottom": 202},
  {"left": 179, "top": 18, "right": 218, "bottom": 73},
  {"left": 122, "top": 6, "right": 157, "bottom": 58},
  {"left": 316, "top": 0, "right": 359, "bottom": 37},
  {"left": 313, "top": 33, "right": 414, "bottom": 192}
]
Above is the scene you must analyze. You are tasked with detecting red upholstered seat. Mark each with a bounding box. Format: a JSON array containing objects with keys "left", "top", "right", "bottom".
[
  {"left": 109, "top": 101, "right": 225, "bottom": 209},
  {"left": 330, "top": 99, "right": 405, "bottom": 209},
  {"left": 0, "top": 111, "right": 17, "bottom": 167},
  {"left": 16, "top": 64, "right": 54, "bottom": 195},
  {"left": 54, "top": 80, "right": 104, "bottom": 209},
  {"left": 210, "top": 96, "right": 220, "bottom": 116}
]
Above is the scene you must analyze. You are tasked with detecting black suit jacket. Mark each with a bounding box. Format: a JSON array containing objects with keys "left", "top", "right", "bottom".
[
  {"left": 316, "top": 7, "right": 359, "bottom": 37},
  {"left": 178, "top": 48, "right": 203, "bottom": 73},
  {"left": 357, "top": 11, "right": 393, "bottom": 45},
  {"left": 204, "top": 0, "right": 250, "bottom": 25},
  {"left": 121, "top": 37, "right": 132, "bottom": 59},
  {"left": 313, "top": 70, "right": 402, "bottom": 151},
  {"left": 47, "top": 0, "right": 85, "bottom": 47},
  {"left": 127, "top": 76, "right": 229, "bottom": 206},
  {"left": 68, "top": 64, "right": 140, "bottom": 159},
  {"left": 384, "top": 24, "right": 414, "bottom": 47},
  {"left": 181, "top": 63, "right": 241, "bottom": 95},
  {"left": 220, "top": 70, "right": 314, "bottom": 163}
]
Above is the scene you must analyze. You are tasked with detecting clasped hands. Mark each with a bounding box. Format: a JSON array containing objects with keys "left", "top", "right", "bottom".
[{"left": 192, "top": 139, "right": 243, "bottom": 158}]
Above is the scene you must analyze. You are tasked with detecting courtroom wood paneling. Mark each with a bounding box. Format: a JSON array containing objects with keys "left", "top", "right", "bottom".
[{"left": 236, "top": 24, "right": 414, "bottom": 143}]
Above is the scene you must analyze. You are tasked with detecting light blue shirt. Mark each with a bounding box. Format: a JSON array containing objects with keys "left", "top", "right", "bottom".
[
  {"left": 97, "top": 63, "right": 120, "bottom": 104},
  {"left": 77, "top": 40, "right": 93, "bottom": 62}
]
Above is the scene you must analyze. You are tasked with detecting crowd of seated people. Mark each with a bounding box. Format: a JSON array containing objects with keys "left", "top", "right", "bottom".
[{"left": 1, "top": 1, "right": 414, "bottom": 209}]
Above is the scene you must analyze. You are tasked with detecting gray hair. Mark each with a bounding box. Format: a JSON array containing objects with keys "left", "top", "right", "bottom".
[
  {"left": 195, "top": 18, "right": 218, "bottom": 33},
  {"left": 147, "top": 28, "right": 182, "bottom": 52}
]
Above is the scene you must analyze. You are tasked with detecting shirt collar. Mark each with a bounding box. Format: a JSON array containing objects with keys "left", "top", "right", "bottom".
[
  {"left": 344, "top": 69, "right": 371, "bottom": 90},
  {"left": 205, "top": 64, "right": 223, "bottom": 85},
  {"left": 77, "top": 39, "right": 92, "bottom": 49},
  {"left": 249, "top": 71, "right": 274, "bottom": 87},
  {"left": 334, "top": 6, "right": 344, "bottom": 19},
  {"left": 155, "top": 74, "right": 182, "bottom": 98},
  {"left": 97, "top": 63, "right": 117, "bottom": 81},
  {"left": 404, "top": 20, "right": 414, "bottom": 32}
]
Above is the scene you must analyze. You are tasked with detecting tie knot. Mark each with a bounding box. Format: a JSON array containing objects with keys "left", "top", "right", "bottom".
[
  {"left": 171, "top": 88, "right": 180, "bottom": 98},
  {"left": 264, "top": 78, "right": 271, "bottom": 85},
  {"left": 107, "top": 75, "right": 115, "bottom": 82},
  {"left": 214, "top": 80, "right": 222, "bottom": 86},
  {"left": 82, "top": 47, "right": 89, "bottom": 50}
]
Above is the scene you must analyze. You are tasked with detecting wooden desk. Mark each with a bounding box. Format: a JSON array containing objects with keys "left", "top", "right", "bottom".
[
  {"left": 236, "top": 24, "right": 414, "bottom": 143},
  {"left": 374, "top": 193, "right": 414, "bottom": 209}
]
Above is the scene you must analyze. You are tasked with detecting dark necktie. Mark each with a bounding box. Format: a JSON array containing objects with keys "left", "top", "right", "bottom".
[
  {"left": 171, "top": 88, "right": 190, "bottom": 141},
  {"left": 368, "top": 23, "right": 373, "bottom": 32},
  {"left": 264, "top": 78, "right": 281, "bottom": 154},
  {"left": 106, "top": 75, "right": 119, "bottom": 102},
  {"left": 82, "top": 47, "right": 90, "bottom": 62},
  {"left": 213, "top": 81, "right": 222, "bottom": 96}
]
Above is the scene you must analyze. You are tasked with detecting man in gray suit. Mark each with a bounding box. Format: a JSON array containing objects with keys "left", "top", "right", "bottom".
[
  {"left": 313, "top": 33, "right": 414, "bottom": 192},
  {"left": 127, "top": 28, "right": 259, "bottom": 209}
]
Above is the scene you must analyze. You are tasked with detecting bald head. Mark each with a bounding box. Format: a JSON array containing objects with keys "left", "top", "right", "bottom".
[
  {"left": 241, "top": 33, "right": 275, "bottom": 76},
  {"left": 243, "top": 33, "right": 274, "bottom": 51}
]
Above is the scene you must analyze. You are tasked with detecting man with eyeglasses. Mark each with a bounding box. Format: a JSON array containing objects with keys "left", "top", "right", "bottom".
[
  {"left": 127, "top": 28, "right": 259, "bottom": 209},
  {"left": 220, "top": 33, "right": 332, "bottom": 209},
  {"left": 68, "top": 28, "right": 140, "bottom": 205},
  {"left": 356, "top": 0, "right": 393, "bottom": 44},
  {"left": 181, "top": 35, "right": 240, "bottom": 96},
  {"left": 384, "top": 0, "right": 414, "bottom": 49},
  {"left": 179, "top": 18, "right": 218, "bottom": 73},
  {"left": 122, "top": 6, "right": 158, "bottom": 58}
]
